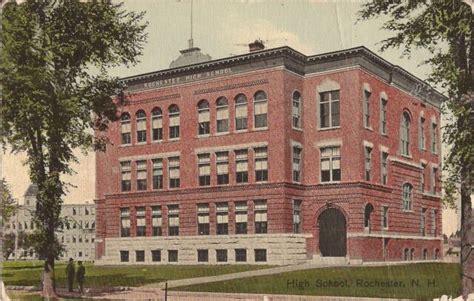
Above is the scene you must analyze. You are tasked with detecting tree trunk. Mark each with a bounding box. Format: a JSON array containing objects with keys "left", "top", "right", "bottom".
[
  {"left": 42, "top": 259, "right": 57, "bottom": 299},
  {"left": 461, "top": 94, "right": 474, "bottom": 298}
]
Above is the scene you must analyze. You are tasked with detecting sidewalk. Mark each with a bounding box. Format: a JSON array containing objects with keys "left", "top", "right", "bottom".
[
  {"left": 85, "top": 288, "right": 411, "bottom": 301},
  {"left": 142, "top": 260, "right": 429, "bottom": 290}
]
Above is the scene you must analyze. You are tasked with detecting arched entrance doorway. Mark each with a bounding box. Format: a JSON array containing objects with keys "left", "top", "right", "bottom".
[{"left": 318, "top": 208, "right": 347, "bottom": 257}]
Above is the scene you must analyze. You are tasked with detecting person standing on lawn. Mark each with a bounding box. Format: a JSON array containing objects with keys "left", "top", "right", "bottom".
[
  {"left": 76, "top": 261, "right": 86, "bottom": 294},
  {"left": 66, "top": 258, "right": 75, "bottom": 292}
]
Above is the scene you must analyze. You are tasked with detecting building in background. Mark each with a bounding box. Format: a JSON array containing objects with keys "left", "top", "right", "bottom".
[
  {"left": 4, "top": 184, "right": 96, "bottom": 261},
  {"left": 95, "top": 40, "right": 444, "bottom": 265}
]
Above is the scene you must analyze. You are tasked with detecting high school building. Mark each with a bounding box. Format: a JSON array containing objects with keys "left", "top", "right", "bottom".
[{"left": 95, "top": 41, "right": 444, "bottom": 265}]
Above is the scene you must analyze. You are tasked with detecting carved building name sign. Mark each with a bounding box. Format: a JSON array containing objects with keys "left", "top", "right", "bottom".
[{"left": 127, "top": 68, "right": 233, "bottom": 91}]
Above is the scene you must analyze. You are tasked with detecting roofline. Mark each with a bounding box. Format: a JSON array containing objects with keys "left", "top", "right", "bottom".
[{"left": 120, "top": 45, "right": 447, "bottom": 104}]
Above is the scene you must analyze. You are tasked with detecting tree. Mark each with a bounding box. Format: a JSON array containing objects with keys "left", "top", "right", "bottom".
[
  {"left": 0, "top": 1, "right": 147, "bottom": 297},
  {"left": 359, "top": 1, "right": 473, "bottom": 297},
  {"left": 2, "top": 231, "right": 35, "bottom": 260},
  {"left": 0, "top": 179, "right": 16, "bottom": 225}
]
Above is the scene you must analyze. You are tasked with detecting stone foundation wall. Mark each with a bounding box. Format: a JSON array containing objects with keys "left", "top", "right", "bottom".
[{"left": 96, "top": 233, "right": 309, "bottom": 265}]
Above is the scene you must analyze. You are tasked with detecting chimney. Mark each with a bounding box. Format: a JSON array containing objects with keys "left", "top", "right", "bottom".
[{"left": 249, "top": 39, "right": 265, "bottom": 52}]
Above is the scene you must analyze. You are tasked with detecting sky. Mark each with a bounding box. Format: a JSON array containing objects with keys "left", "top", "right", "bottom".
[{"left": 0, "top": 0, "right": 459, "bottom": 235}]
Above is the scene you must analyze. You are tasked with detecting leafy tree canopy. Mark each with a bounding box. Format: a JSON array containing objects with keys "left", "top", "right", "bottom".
[{"left": 0, "top": 1, "right": 147, "bottom": 295}]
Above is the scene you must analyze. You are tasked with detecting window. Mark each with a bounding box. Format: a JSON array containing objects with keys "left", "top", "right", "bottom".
[
  {"left": 364, "top": 146, "right": 372, "bottom": 181},
  {"left": 235, "top": 149, "right": 248, "bottom": 183},
  {"left": 136, "top": 250, "right": 145, "bottom": 262},
  {"left": 85, "top": 208, "right": 89, "bottom": 215},
  {"left": 292, "top": 91, "right": 302, "bottom": 128},
  {"left": 151, "top": 250, "right": 161, "bottom": 262},
  {"left": 421, "top": 208, "right": 427, "bottom": 236},
  {"left": 403, "top": 248, "right": 409, "bottom": 261},
  {"left": 431, "top": 166, "right": 438, "bottom": 194},
  {"left": 431, "top": 122, "right": 438, "bottom": 153},
  {"left": 216, "top": 202, "right": 229, "bottom": 235},
  {"left": 363, "top": 90, "right": 371, "bottom": 128},
  {"left": 419, "top": 117, "right": 425, "bottom": 150},
  {"left": 152, "top": 107, "right": 163, "bottom": 141},
  {"left": 293, "top": 200, "right": 302, "bottom": 233},
  {"left": 432, "top": 209, "right": 437, "bottom": 236},
  {"left": 136, "top": 207, "right": 146, "bottom": 237},
  {"left": 136, "top": 110, "right": 147, "bottom": 143},
  {"left": 136, "top": 160, "right": 147, "bottom": 191},
  {"left": 292, "top": 146, "right": 302, "bottom": 182},
  {"left": 254, "top": 200, "right": 267, "bottom": 234},
  {"left": 380, "top": 98, "right": 387, "bottom": 134},
  {"left": 168, "top": 205, "right": 179, "bottom": 236},
  {"left": 168, "top": 105, "right": 180, "bottom": 139},
  {"left": 152, "top": 206, "right": 162, "bottom": 236},
  {"left": 364, "top": 203, "right": 374, "bottom": 232},
  {"left": 120, "top": 208, "right": 130, "bottom": 237},
  {"left": 168, "top": 250, "right": 178, "bottom": 262},
  {"left": 382, "top": 206, "right": 388, "bottom": 229},
  {"left": 120, "top": 113, "right": 131, "bottom": 145},
  {"left": 254, "top": 91, "right": 268, "bottom": 128},
  {"left": 420, "top": 163, "right": 426, "bottom": 193},
  {"left": 120, "top": 161, "right": 131, "bottom": 192},
  {"left": 120, "top": 250, "right": 129, "bottom": 262},
  {"left": 434, "top": 249, "right": 440, "bottom": 259},
  {"left": 423, "top": 249, "right": 428, "bottom": 260},
  {"left": 320, "top": 146, "right": 341, "bottom": 182},
  {"left": 216, "top": 97, "right": 229, "bottom": 133},
  {"left": 255, "top": 249, "right": 267, "bottom": 262},
  {"left": 152, "top": 159, "right": 163, "bottom": 190},
  {"left": 319, "top": 90, "right": 340, "bottom": 128},
  {"left": 235, "top": 201, "right": 248, "bottom": 234},
  {"left": 381, "top": 152, "right": 388, "bottom": 185},
  {"left": 235, "top": 94, "right": 248, "bottom": 130},
  {"left": 197, "top": 203, "right": 210, "bottom": 235},
  {"left": 216, "top": 152, "right": 229, "bottom": 185},
  {"left": 216, "top": 249, "right": 228, "bottom": 262},
  {"left": 400, "top": 112, "right": 411, "bottom": 156},
  {"left": 402, "top": 183, "right": 413, "bottom": 211},
  {"left": 235, "top": 249, "right": 247, "bottom": 262},
  {"left": 410, "top": 248, "right": 415, "bottom": 260},
  {"left": 197, "top": 100, "right": 210, "bottom": 135},
  {"left": 198, "top": 153, "right": 211, "bottom": 186},
  {"left": 197, "top": 249, "right": 208, "bottom": 262},
  {"left": 168, "top": 157, "right": 180, "bottom": 188},
  {"left": 254, "top": 147, "right": 268, "bottom": 182}
]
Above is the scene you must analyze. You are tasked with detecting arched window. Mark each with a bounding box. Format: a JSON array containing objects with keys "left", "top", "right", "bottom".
[
  {"left": 403, "top": 248, "right": 409, "bottom": 261},
  {"left": 364, "top": 203, "right": 374, "bottom": 232},
  {"left": 292, "top": 91, "right": 302, "bottom": 128},
  {"left": 120, "top": 113, "right": 131, "bottom": 145},
  {"left": 197, "top": 100, "right": 210, "bottom": 135},
  {"left": 254, "top": 91, "right": 268, "bottom": 128},
  {"left": 168, "top": 105, "right": 180, "bottom": 139},
  {"left": 136, "top": 110, "right": 147, "bottom": 143},
  {"left": 216, "top": 97, "right": 229, "bottom": 133},
  {"left": 151, "top": 108, "right": 163, "bottom": 141},
  {"left": 402, "top": 183, "right": 412, "bottom": 211},
  {"left": 400, "top": 112, "right": 411, "bottom": 156},
  {"left": 234, "top": 94, "right": 248, "bottom": 130}
]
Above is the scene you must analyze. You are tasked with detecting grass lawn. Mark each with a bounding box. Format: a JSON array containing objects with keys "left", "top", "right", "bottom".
[
  {"left": 2, "top": 260, "right": 270, "bottom": 289},
  {"left": 174, "top": 263, "right": 461, "bottom": 299}
]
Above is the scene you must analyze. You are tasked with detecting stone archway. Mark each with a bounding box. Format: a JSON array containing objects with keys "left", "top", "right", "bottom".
[{"left": 318, "top": 207, "right": 347, "bottom": 257}]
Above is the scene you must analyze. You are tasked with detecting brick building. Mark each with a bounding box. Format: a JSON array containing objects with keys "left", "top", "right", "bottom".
[{"left": 95, "top": 42, "right": 444, "bottom": 265}]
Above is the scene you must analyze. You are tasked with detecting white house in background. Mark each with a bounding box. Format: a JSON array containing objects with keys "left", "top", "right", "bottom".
[{"left": 4, "top": 184, "right": 96, "bottom": 261}]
